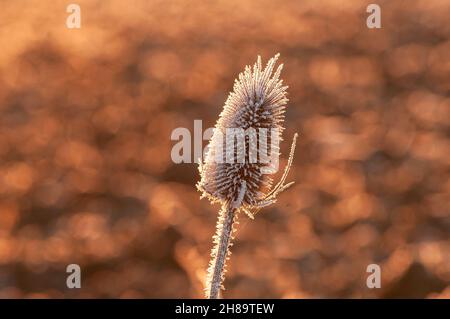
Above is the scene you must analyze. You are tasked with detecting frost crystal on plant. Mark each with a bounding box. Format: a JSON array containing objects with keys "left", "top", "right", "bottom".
[
  {"left": 198, "top": 54, "right": 298, "bottom": 299},
  {"left": 197, "top": 53, "right": 297, "bottom": 217}
]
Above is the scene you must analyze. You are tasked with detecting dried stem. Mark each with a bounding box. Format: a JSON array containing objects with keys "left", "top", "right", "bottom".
[{"left": 206, "top": 201, "right": 236, "bottom": 299}]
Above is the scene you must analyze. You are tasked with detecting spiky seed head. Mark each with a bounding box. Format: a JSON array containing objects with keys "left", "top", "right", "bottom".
[{"left": 197, "top": 54, "right": 292, "bottom": 210}]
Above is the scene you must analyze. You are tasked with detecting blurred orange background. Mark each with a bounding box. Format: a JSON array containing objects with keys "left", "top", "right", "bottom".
[{"left": 0, "top": 0, "right": 449, "bottom": 298}]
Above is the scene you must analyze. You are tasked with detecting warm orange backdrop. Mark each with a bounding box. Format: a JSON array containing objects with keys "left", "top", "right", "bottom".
[{"left": 0, "top": 0, "right": 448, "bottom": 298}]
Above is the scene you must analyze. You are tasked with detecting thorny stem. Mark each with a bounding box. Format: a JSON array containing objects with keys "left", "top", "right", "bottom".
[{"left": 207, "top": 202, "right": 236, "bottom": 299}]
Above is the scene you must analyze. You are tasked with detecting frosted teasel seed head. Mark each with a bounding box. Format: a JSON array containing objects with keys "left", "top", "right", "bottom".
[{"left": 197, "top": 54, "right": 298, "bottom": 218}]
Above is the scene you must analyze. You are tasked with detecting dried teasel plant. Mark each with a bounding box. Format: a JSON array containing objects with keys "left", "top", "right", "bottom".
[{"left": 197, "top": 54, "right": 298, "bottom": 299}]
